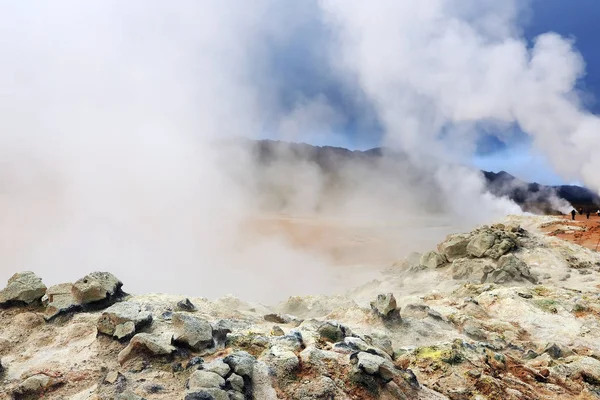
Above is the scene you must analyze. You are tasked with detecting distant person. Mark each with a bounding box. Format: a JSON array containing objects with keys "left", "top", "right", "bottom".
[
  {"left": 587, "top": 211, "right": 590, "bottom": 219},
  {"left": 597, "top": 210, "right": 600, "bottom": 217},
  {"left": 579, "top": 207, "right": 584, "bottom": 215},
  {"left": 571, "top": 209, "right": 577, "bottom": 220}
]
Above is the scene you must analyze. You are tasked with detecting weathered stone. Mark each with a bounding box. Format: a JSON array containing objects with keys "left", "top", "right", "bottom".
[
  {"left": 116, "top": 391, "right": 145, "bottom": 400},
  {"left": 260, "top": 345, "right": 299, "bottom": 378},
  {"left": 172, "top": 312, "right": 214, "bottom": 351},
  {"left": 97, "top": 302, "right": 152, "bottom": 339},
  {"left": 463, "top": 322, "right": 487, "bottom": 341},
  {"left": 317, "top": 321, "right": 346, "bottom": 343},
  {"left": 44, "top": 283, "right": 80, "bottom": 320},
  {"left": 438, "top": 234, "right": 471, "bottom": 261},
  {"left": 420, "top": 251, "right": 447, "bottom": 269},
  {"left": 270, "top": 325, "right": 285, "bottom": 336},
  {"left": 118, "top": 333, "right": 176, "bottom": 365},
  {"left": 223, "top": 351, "right": 256, "bottom": 377},
  {"left": 467, "top": 233, "right": 496, "bottom": 257},
  {"left": 72, "top": 272, "right": 122, "bottom": 305},
  {"left": 228, "top": 391, "right": 245, "bottom": 400},
  {"left": 185, "top": 388, "right": 229, "bottom": 400},
  {"left": 177, "top": 298, "right": 197, "bottom": 311},
  {"left": 202, "top": 359, "right": 230, "bottom": 377},
  {"left": 264, "top": 313, "right": 290, "bottom": 323},
  {"left": 552, "top": 356, "right": 600, "bottom": 384},
  {"left": 15, "top": 373, "right": 59, "bottom": 395},
  {"left": 484, "top": 239, "right": 515, "bottom": 260},
  {"left": 353, "top": 351, "right": 398, "bottom": 383},
  {"left": 188, "top": 370, "right": 225, "bottom": 389},
  {"left": 114, "top": 321, "right": 136, "bottom": 340},
  {"left": 227, "top": 373, "right": 244, "bottom": 392},
  {"left": 104, "top": 370, "right": 123, "bottom": 384},
  {"left": 0, "top": 271, "right": 46, "bottom": 305},
  {"left": 370, "top": 293, "right": 398, "bottom": 317},
  {"left": 292, "top": 376, "right": 340, "bottom": 399}
]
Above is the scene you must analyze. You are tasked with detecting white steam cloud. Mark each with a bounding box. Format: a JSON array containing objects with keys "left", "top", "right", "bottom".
[{"left": 0, "top": 1, "right": 596, "bottom": 302}]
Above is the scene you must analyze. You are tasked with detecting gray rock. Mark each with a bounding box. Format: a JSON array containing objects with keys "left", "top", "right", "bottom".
[
  {"left": 44, "top": 283, "right": 80, "bottom": 320},
  {"left": 202, "top": 359, "right": 230, "bottom": 377},
  {"left": 185, "top": 388, "right": 229, "bottom": 400},
  {"left": 544, "top": 343, "right": 563, "bottom": 359},
  {"left": 317, "top": 321, "right": 346, "bottom": 343},
  {"left": 228, "top": 391, "right": 245, "bottom": 400},
  {"left": 467, "top": 233, "right": 497, "bottom": 257},
  {"left": 264, "top": 313, "right": 290, "bottom": 323},
  {"left": 370, "top": 293, "right": 400, "bottom": 321},
  {"left": 272, "top": 331, "right": 304, "bottom": 352},
  {"left": 172, "top": 312, "right": 214, "bottom": 351},
  {"left": 353, "top": 351, "right": 397, "bottom": 383},
  {"left": 114, "top": 321, "right": 136, "bottom": 340},
  {"left": 117, "top": 333, "right": 176, "bottom": 365},
  {"left": 438, "top": 234, "right": 471, "bottom": 261},
  {"left": 97, "top": 302, "right": 153, "bottom": 339},
  {"left": 552, "top": 356, "right": 600, "bottom": 384},
  {"left": 227, "top": 373, "right": 244, "bottom": 392},
  {"left": 15, "top": 374, "right": 58, "bottom": 395},
  {"left": 260, "top": 345, "right": 299, "bottom": 378},
  {"left": 292, "top": 376, "right": 340, "bottom": 399},
  {"left": 223, "top": 351, "right": 256, "bottom": 378},
  {"left": 177, "top": 298, "right": 197, "bottom": 311},
  {"left": 420, "top": 251, "right": 447, "bottom": 269},
  {"left": 463, "top": 322, "right": 487, "bottom": 340},
  {"left": 484, "top": 238, "right": 515, "bottom": 260},
  {"left": 270, "top": 325, "right": 285, "bottom": 336},
  {"left": 116, "top": 391, "right": 146, "bottom": 400},
  {"left": 0, "top": 272, "right": 46, "bottom": 305},
  {"left": 72, "top": 272, "right": 122, "bottom": 305},
  {"left": 188, "top": 370, "right": 225, "bottom": 389}
]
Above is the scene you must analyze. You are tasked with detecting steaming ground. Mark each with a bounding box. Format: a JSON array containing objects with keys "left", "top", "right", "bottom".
[{"left": 0, "top": 212, "right": 472, "bottom": 304}]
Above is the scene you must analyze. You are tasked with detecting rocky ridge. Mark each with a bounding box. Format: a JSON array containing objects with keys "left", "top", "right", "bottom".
[{"left": 1, "top": 215, "right": 600, "bottom": 399}]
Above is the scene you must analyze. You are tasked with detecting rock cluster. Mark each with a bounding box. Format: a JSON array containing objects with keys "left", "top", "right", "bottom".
[{"left": 1, "top": 216, "right": 600, "bottom": 399}]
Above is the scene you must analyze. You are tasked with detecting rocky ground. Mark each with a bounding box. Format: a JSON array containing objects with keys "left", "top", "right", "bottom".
[
  {"left": 540, "top": 215, "right": 600, "bottom": 252},
  {"left": 2, "top": 215, "right": 600, "bottom": 399}
]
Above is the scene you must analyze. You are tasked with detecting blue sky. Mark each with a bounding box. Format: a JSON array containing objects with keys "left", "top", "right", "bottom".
[
  {"left": 259, "top": 1, "right": 599, "bottom": 186},
  {"left": 486, "top": 0, "right": 600, "bottom": 185}
]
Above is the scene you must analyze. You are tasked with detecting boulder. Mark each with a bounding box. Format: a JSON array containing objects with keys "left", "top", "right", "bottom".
[
  {"left": 451, "top": 258, "right": 490, "bottom": 281},
  {"left": 264, "top": 313, "right": 291, "bottom": 324},
  {"left": 172, "top": 313, "right": 214, "bottom": 351},
  {"left": 370, "top": 293, "right": 400, "bottom": 320},
  {"left": 223, "top": 351, "right": 256, "bottom": 378},
  {"left": 0, "top": 271, "right": 46, "bottom": 305},
  {"left": 44, "top": 283, "right": 80, "bottom": 320},
  {"left": 317, "top": 321, "right": 347, "bottom": 343},
  {"left": 438, "top": 234, "right": 471, "bottom": 261},
  {"left": 97, "top": 302, "right": 153, "bottom": 340},
  {"left": 177, "top": 298, "right": 197, "bottom": 312},
  {"left": 484, "top": 238, "right": 515, "bottom": 260},
  {"left": 202, "top": 359, "right": 230, "bottom": 377},
  {"left": 352, "top": 351, "right": 398, "bottom": 383},
  {"left": 188, "top": 370, "right": 225, "bottom": 389},
  {"left": 118, "top": 333, "right": 176, "bottom": 365},
  {"left": 270, "top": 325, "right": 285, "bottom": 336},
  {"left": 15, "top": 373, "right": 60, "bottom": 395},
  {"left": 552, "top": 356, "right": 600, "bottom": 384},
  {"left": 492, "top": 254, "right": 536, "bottom": 284},
  {"left": 259, "top": 345, "right": 299, "bottom": 378},
  {"left": 420, "top": 251, "right": 447, "bottom": 269},
  {"left": 227, "top": 373, "right": 244, "bottom": 392},
  {"left": 72, "top": 272, "right": 122, "bottom": 305},
  {"left": 185, "top": 388, "right": 229, "bottom": 400},
  {"left": 467, "top": 233, "right": 496, "bottom": 257}
]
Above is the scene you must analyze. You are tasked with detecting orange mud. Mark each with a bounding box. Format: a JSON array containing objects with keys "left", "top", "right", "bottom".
[{"left": 541, "top": 214, "right": 600, "bottom": 252}]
